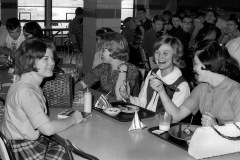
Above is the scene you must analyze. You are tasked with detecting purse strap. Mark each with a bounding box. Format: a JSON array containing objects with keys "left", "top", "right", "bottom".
[{"left": 211, "top": 123, "right": 240, "bottom": 141}]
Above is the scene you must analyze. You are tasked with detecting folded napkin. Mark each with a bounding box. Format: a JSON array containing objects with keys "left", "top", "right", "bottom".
[
  {"left": 129, "top": 111, "right": 147, "bottom": 131},
  {"left": 152, "top": 130, "right": 165, "bottom": 135},
  {"left": 95, "top": 94, "right": 112, "bottom": 109}
]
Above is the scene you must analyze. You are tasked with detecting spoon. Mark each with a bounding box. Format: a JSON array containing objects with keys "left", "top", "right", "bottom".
[
  {"left": 151, "top": 72, "right": 180, "bottom": 92},
  {"left": 183, "top": 115, "right": 194, "bottom": 135}
]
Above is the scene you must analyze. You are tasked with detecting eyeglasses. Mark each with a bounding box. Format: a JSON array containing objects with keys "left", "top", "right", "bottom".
[{"left": 182, "top": 21, "right": 192, "bottom": 25}]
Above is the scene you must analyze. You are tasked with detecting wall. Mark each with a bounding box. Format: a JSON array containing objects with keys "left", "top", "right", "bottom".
[{"left": 0, "top": 0, "right": 17, "bottom": 24}]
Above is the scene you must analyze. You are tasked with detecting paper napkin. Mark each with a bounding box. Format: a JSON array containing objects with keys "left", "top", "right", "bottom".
[
  {"left": 129, "top": 111, "right": 147, "bottom": 131},
  {"left": 95, "top": 94, "right": 112, "bottom": 109},
  {"left": 152, "top": 130, "right": 165, "bottom": 135}
]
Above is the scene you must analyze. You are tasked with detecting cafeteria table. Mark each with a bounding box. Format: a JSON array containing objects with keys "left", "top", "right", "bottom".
[{"left": 48, "top": 89, "right": 240, "bottom": 160}]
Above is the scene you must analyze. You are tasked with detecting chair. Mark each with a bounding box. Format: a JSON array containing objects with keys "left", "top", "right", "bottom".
[
  {"left": 50, "top": 134, "right": 99, "bottom": 160},
  {"left": 139, "top": 46, "right": 151, "bottom": 70},
  {"left": 63, "top": 33, "right": 82, "bottom": 64},
  {"left": 0, "top": 131, "right": 98, "bottom": 160},
  {"left": 49, "top": 22, "right": 68, "bottom": 52},
  {"left": 0, "top": 131, "right": 16, "bottom": 160}
]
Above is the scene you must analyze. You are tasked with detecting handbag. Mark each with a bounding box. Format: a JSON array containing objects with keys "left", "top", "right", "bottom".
[
  {"left": 42, "top": 73, "right": 73, "bottom": 108},
  {"left": 188, "top": 122, "right": 240, "bottom": 159}
]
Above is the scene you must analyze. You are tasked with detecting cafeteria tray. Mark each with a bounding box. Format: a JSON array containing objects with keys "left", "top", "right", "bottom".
[
  {"left": 148, "top": 124, "right": 188, "bottom": 151},
  {"left": 93, "top": 101, "right": 156, "bottom": 122}
]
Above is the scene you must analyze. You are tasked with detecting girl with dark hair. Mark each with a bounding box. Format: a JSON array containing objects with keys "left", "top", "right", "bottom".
[
  {"left": 2, "top": 38, "right": 84, "bottom": 160},
  {"left": 120, "top": 36, "right": 190, "bottom": 113},
  {"left": 149, "top": 39, "right": 240, "bottom": 126},
  {"left": 75, "top": 32, "right": 139, "bottom": 99},
  {"left": 23, "top": 21, "right": 43, "bottom": 39}
]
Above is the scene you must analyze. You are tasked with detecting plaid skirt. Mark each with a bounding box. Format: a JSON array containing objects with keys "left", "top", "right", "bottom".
[{"left": 10, "top": 134, "right": 69, "bottom": 160}]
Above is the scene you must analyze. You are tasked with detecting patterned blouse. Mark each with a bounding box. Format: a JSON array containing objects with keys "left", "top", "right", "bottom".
[{"left": 82, "top": 63, "right": 140, "bottom": 96}]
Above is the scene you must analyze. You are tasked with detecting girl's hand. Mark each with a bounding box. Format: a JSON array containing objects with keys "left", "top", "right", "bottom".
[
  {"left": 119, "top": 80, "right": 130, "bottom": 100},
  {"left": 201, "top": 112, "right": 217, "bottom": 126},
  {"left": 149, "top": 74, "right": 164, "bottom": 93},
  {"left": 71, "top": 110, "right": 84, "bottom": 124}
]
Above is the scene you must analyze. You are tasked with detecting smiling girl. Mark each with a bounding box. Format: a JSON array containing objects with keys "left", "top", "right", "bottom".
[
  {"left": 120, "top": 36, "right": 190, "bottom": 113},
  {"left": 149, "top": 39, "right": 240, "bottom": 126},
  {"left": 75, "top": 32, "right": 139, "bottom": 99},
  {"left": 2, "top": 38, "right": 84, "bottom": 160}
]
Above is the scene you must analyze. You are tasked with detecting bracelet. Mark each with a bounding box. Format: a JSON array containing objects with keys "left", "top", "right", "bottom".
[
  {"left": 119, "top": 70, "right": 127, "bottom": 73},
  {"left": 162, "top": 99, "right": 171, "bottom": 105},
  {"left": 122, "top": 97, "right": 130, "bottom": 103}
]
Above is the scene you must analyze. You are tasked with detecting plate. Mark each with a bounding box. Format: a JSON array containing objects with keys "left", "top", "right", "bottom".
[
  {"left": 120, "top": 105, "right": 139, "bottom": 113},
  {"left": 168, "top": 124, "right": 199, "bottom": 141},
  {"left": 103, "top": 107, "right": 121, "bottom": 116}
]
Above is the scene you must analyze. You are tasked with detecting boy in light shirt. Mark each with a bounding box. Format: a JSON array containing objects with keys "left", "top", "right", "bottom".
[{"left": 5, "top": 17, "right": 25, "bottom": 52}]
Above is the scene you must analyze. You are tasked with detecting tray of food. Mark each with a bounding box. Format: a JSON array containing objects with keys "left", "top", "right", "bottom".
[
  {"left": 148, "top": 123, "right": 200, "bottom": 151},
  {"left": 93, "top": 101, "right": 155, "bottom": 122}
]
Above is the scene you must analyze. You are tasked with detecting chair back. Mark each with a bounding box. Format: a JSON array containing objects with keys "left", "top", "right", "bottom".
[
  {"left": 49, "top": 22, "right": 62, "bottom": 26},
  {"left": 50, "top": 134, "right": 99, "bottom": 160},
  {"left": 0, "top": 131, "right": 16, "bottom": 160},
  {"left": 139, "top": 46, "right": 151, "bottom": 70}
]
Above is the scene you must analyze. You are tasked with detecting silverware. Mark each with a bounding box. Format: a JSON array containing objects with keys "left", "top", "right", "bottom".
[
  {"left": 151, "top": 72, "right": 180, "bottom": 92},
  {"left": 104, "top": 91, "right": 112, "bottom": 100},
  {"left": 178, "top": 123, "right": 182, "bottom": 138},
  {"left": 183, "top": 115, "right": 194, "bottom": 135}
]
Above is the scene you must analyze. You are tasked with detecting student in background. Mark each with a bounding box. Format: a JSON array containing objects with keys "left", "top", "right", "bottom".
[
  {"left": 135, "top": 7, "right": 152, "bottom": 36},
  {"left": 68, "top": 7, "right": 83, "bottom": 52},
  {"left": 142, "top": 15, "right": 165, "bottom": 57},
  {"left": 23, "top": 21, "right": 43, "bottom": 39},
  {"left": 5, "top": 17, "right": 25, "bottom": 52},
  {"left": 189, "top": 12, "right": 205, "bottom": 48},
  {"left": 218, "top": 17, "right": 240, "bottom": 45},
  {"left": 166, "top": 14, "right": 182, "bottom": 36},
  {"left": 162, "top": 10, "right": 172, "bottom": 25},
  {"left": 197, "top": 10, "right": 222, "bottom": 41},
  {"left": 0, "top": 18, "right": 25, "bottom": 57},
  {"left": 121, "top": 17, "right": 141, "bottom": 66}
]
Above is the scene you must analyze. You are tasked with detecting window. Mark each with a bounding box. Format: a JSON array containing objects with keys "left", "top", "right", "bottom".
[
  {"left": 18, "top": 0, "right": 45, "bottom": 21},
  {"left": 121, "top": 0, "right": 134, "bottom": 20},
  {"left": 18, "top": 0, "right": 45, "bottom": 27},
  {"left": 52, "top": 0, "right": 83, "bottom": 21},
  {"left": 18, "top": 0, "right": 134, "bottom": 26}
]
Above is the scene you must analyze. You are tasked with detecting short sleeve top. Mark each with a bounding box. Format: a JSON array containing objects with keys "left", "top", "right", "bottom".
[
  {"left": 2, "top": 73, "right": 50, "bottom": 140},
  {"left": 182, "top": 77, "right": 240, "bottom": 125},
  {"left": 82, "top": 63, "right": 139, "bottom": 96}
]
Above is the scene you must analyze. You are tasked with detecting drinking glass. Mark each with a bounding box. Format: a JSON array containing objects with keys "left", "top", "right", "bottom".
[{"left": 159, "top": 112, "right": 171, "bottom": 131}]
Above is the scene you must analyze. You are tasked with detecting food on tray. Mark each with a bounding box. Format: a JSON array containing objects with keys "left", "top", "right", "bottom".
[{"left": 103, "top": 107, "right": 121, "bottom": 116}]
